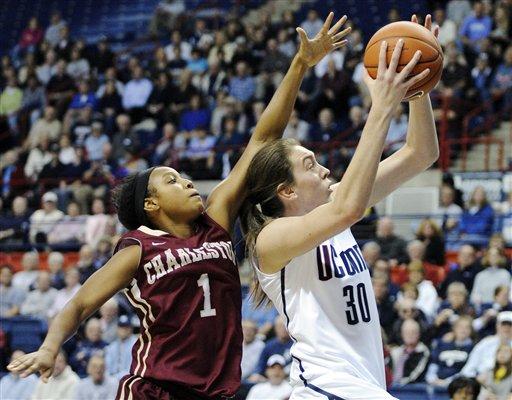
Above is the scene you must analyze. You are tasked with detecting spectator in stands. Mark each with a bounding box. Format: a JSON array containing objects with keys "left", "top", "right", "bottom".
[
  {"left": 0, "top": 265, "right": 26, "bottom": 317},
  {"left": 19, "top": 74, "right": 45, "bottom": 125},
  {"left": 470, "top": 247, "right": 511, "bottom": 305},
  {"left": 31, "top": 350, "right": 79, "bottom": 399},
  {"left": 146, "top": 71, "right": 173, "bottom": 123},
  {"left": 474, "top": 285, "right": 512, "bottom": 339},
  {"left": 438, "top": 46, "right": 472, "bottom": 100},
  {"left": 122, "top": 65, "right": 153, "bottom": 122},
  {"left": 165, "top": 30, "right": 192, "bottom": 62},
  {"left": 434, "top": 8, "right": 457, "bottom": 47},
  {"left": 406, "top": 260, "right": 439, "bottom": 320},
  {"left": 491, "top": 45, "right": 512, "bottom": 114},
  {"left": 45, "top": 11, "right": 66, "bottom": 48},
  {"left": 66, "top": 48, "right": 90, "bottom": 81},
  {"left": 70, "top": 318, "right": 108, "bottom": 377},
  {"left": 459, "top": 1, "right": 493, "bottom": 53},
  {"left": 282, "top": 109, "right": 309, "bottom": 143},
  {"left": 300, "top": 9, "right": 324, "bottom": 38},
  {"left": 55, "top": 25, "right": 73, "bottom": 61},
  {"left": 36, "top": 49, "right": 57, "bottom": 86},
  {"left": 29, "top": 191, "right": 64, "bottom": 243},
  {"left": 38, "top": 142, "right": 67, "bottom": 186},
  {"left": 99, "top": 298, "right": 119, "bottom": 343},
  {"left": 433, "top": 282, "right": 475, "bottom": 339},
  {"left": 241, "top": 319, "right": 265, "bottom": 380},
  {"left": 91, "top": 37, "right": 115, "bottom": 76},
  {"left": 447, "top": 376, "right": 481, "bottom": 400},
  {"left": 229, "top": 61, "right": 255, "bottom": 103},
  {"left": 246, "top": 354, "right": 292, "bottom": 400},
  {"left": 104, "top": 315, "right": 137, "bottom": 380},
  {"left": 0, "top": 76, "right": 23, "bottom": 130},
  {"left": 390, "top": 298, "right": 429, "bottom": 346},
  {"left": 384, "top": 104, "right": 408, "bottom": 154},
  {"left": 23, "top": 133, "right": 52, "bottom": 182},
  {"left": 374, "top": 216, "right": 408, "bottom": 265},
  {"left": 260, "top": 38, "right": 290, "bottom": 80},
  {"left": 426, "top": 316, "right": 474, "bottom": 388},
  {"left": 179, "top": 93, "right": 210, "bottom": 133},
  {"left": 152, "top": 122, "right": 176, "bottom": 165},
  {"left": 309, "top": 107, "right": 339, "bottom": 144},
  {"left": 74, "top": 354, "right": 117, "bottom": 399},
  {"left": 439, "top": 244, "right": 480, "bottom": 299},
  {"left": 415, "top": 218, "right": 445, "bottom": 266},
  {"left": 111, "top": 113, "right": 139, "bottom": 162},
  {"left": 0, "top": 195, "right": 30, "bottom": 244},
  {"left": 373, "top": 275, "right": 398, "bottom": 334},
  {"left": 20, "top": 271, "right": 57, "bottom": 320},
  {"left": 46, "top": 60, "right": 76, "bottom": 117},
  {"left": 84, "top": 121, "right": 109, "bottom": 161},
  {"left": 12, "top": 251, "right": 39, "bottom": 291},
  {"left": 47, "top": 201, "right": 87, "bottom": 245},
  {"left": 47, "top": 251, "right": 66, "bottom": 290},
  {"left": 17, "top": 17, "right": 43, "bottom": 53},
  {"left": 181, "top": 127, "right": 216, "bottom": 179},
  {"left": 47, "top": 267, "right": 81, "bottom": 319},
  {"left": 241, "top": 282, "right": 278, "bottom": 337},
  {"left": 471, "top": 53, "right": 493, "bottom": 101},
  {"left": 362, "top": 241, "right": 382, "bottom": 271},
  {"left": 459, "top": 186, "right": 495, "bottom": 246},
  {"left": 84, "top": 198, "right": 113, "bottom": 249},
  {"left": 69, "top": 106, "right": 93, "bottom": 146},
  {"left": 391, "top": 318, "right": 430, "bottom": 386},
  {"left": 67, "top": 80, "right": 97, "bottom": 118},
  {"left": 0, "top": 350, "right": 37, "bottom": 399},
  {"left": 187, "top": 48, "right": 208, "bottom": 74},
  {"left": 461, "top": 311, "right": 512, "bottom": 378},
  {"left": 75, "top": 244, "right": 97, "bottom": 283},
  {"left": 477, "top": 344, "right": 512, "bottom": 400},
  {"left": 250, "top": 316, "right": 292, "bottom": 383}
]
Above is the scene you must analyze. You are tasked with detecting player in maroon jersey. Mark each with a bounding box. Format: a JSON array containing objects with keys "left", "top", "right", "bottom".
[{"left": 8, "top": 12, "right": 350, "bottom": 400}]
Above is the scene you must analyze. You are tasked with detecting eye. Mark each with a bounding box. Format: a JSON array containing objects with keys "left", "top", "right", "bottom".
[
  {"left": 307, "top": 163, "right": 314, "bottom": 170},
  {"left": 167, "top": 176, "right": 177, "bottom": 184}
]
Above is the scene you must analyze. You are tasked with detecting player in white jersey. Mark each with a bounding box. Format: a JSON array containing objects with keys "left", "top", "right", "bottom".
[{"left": 241, "top": 16, "right": 440, "bottom": 400}]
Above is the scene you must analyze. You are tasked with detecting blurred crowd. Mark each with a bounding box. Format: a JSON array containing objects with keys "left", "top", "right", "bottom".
[{"left": 1, "top": 0, "right": 512, "bottom": 399}]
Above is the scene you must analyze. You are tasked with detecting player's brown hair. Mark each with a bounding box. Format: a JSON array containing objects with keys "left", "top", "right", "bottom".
[{"left": 240, "top": 138, "right": 298, "bottom": 306}]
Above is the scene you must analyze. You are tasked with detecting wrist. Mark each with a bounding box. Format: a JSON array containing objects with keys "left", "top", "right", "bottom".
[
  {"left": 40, "top": 344, "right": 59, "bottom": 357},
  {"left": 292, "top": 54, "right": 309, "bottom": 72}
]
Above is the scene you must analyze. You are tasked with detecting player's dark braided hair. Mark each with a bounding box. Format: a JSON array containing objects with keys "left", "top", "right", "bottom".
[
  {"left": 240, "top": 138, "right": 297, "bottom": 306},
  {"left": 112, "top": 171, "right": 156, "bottom": 231}
]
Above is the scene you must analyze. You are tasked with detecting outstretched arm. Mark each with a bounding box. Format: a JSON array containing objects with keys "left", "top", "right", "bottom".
[
  {"left": 367, "top": 14, "right": 440, "bottom": 208},
  {"left": 206, "top": 12, "right": 351, "bottom": 232}
]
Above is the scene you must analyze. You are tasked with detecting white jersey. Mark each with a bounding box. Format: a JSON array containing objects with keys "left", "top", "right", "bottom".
[{"left": 256, "top": 229, "right": 396, "bottom": 400}]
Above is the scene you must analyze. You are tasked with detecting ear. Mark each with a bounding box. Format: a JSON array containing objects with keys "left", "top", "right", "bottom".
[
  {"left": 143, "top": 197, "right": 159, "bottom": 213},
  {"left": 276, "top": 183, "right": 296, "bottom": 202}
]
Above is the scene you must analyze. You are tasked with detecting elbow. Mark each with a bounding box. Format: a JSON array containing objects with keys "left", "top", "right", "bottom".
[{"left": 342, "top": 204, "right": 367, "bottom": 224}]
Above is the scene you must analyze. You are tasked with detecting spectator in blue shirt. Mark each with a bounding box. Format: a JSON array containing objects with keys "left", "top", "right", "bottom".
[
  {"left": 459, "top": 186, "right": 495, "bottom": 247},
  {"left": 104, "top": 315, "right": 137, "bottom": 380},
  {"left": 249, "top": 316, "right": 293, "bottom": 382},
  {"left": 0, "top": 350, "right": 38, "bottom": 399},
  {"left": 474, "top": 285, "right": 512, "bottom": 339},
  {"left": 229, "top": 61, "right": 255, "bottom": 103},
  {"left": 187, "top": 48, "right": 208, "bottom": 74},
  {"left": 426, "top": 316, "right": 475, "bottom": 389},
  {"left": 491, "top": 46, "right": 512, "bottom": 114},
  {"left": 69, "top": 80, "right": 98, "bottom": 111},
  {"left": 70, "top": 318, "right": 108, "bottom": 377},
  {"left": 459, "top": 1, "right": 492, "bottom": 50},
  {"left": 84, "top": 121, "right": 109, "bottom": 161},
  {"left": 179, "top": 94, "right": 210, "bottom": 133}
]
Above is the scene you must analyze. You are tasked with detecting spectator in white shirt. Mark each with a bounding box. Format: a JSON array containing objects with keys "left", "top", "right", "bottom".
[
  {"left": 31, "top": 350, "right": 79, "bottom": 400},
  {"left": 0, "top": 265, "right": 27, "bottom": 317},
  {"left": 74, "top": 354, "right": 118, "bottom": 400},
  {"left": 29, "top": 191, "right": 64, "bottom": 243},
  {"left": 44, "top": 11, "right": 67, "bottom": 47},
  {"left": 470, "top": 248, "right": 511, "bottom": 306},
  {"left": 164, "top": 30, "right": 192, "bottom": 62},
  {"left": 433, "top": 8, "right": 457, "bottom": 47},
  {"left": 241, "top": 320, "right": 265, "bottom": 380},
  {"left": 246, "top": 354, "right": 292, "bottom": 400},
  {"left": 47, "top": 268, "right": 81, "bottom": 319},
  {"left": 300, "top": 9, "right": 324, "bottom": 38},
  {"left": 104, "top": 315, "right": 137, "bottom": 379},
  {"left": 462, "top": 311, "right": 512, "bottom": 377},
  {"left": 283, "top": 109, "right": 310, "bottom": 142},
  {"left": 12, "top": 251, "right": 39, "bottom": 291},
  {"left": 121, "top": 66, "right": 153, "bottom": 111},
  {"left": 85, "top": 198, "right": 114, "bottom": 249},
  {"left": 20, "top": 271, "right": 58, "bottom": 320},
  {"left": 99, "top": 298, "right": 119, "bottom": 344}
]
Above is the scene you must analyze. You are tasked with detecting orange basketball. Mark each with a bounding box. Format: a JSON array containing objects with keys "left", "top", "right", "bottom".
[{"left": 363, "top": 21, "right": 443, "bottom": 100}]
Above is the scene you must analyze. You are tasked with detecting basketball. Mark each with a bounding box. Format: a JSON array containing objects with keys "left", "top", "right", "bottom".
[{"left": 363, "top": 21, "right": 443, "bottom": 100}]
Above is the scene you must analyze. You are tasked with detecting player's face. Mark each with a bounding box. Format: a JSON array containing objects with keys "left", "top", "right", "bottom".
[
  {"left": 149, "top": 167, "right": 204, "bottom": 221},
  {"left": 287, "top": 146, "right": 333, "bottom": 214}
]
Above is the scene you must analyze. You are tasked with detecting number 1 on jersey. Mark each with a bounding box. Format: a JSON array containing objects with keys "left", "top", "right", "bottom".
[{"left": 197, "top": 273, "right": 217, "bottom": 318}]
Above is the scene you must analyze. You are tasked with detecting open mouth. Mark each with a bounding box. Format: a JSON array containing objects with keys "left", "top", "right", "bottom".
[{"left": 190, "top": 192, "right": 201, "bottom": 198}]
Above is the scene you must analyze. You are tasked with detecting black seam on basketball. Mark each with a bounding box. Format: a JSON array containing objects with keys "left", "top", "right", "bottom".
[
  {"left": 366, "top": 34, "right": 443, "bottom": 53},
  {"left": 364, "top": 37, "right": 443, "bottom": 67}
]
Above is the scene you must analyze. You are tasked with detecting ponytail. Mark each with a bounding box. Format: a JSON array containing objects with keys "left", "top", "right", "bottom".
[{"left": 240, "top": 139, "right": 297, "bottom": 307}]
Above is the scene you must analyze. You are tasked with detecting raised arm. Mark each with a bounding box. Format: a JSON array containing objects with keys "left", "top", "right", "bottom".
[
  {"left": 7, "top": 245, "right": 140, "bottom": 382},
  {"left": 257, "top": 41, "right": 429, "bottom": 273},
  {"left": 366, "top": 15, "right": 440, "bottom": 208},
  {"left": 206, "top": 12, "right": 351, "bottom": 232}
]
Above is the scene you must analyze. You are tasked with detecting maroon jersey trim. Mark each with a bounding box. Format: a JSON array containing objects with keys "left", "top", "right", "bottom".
[
  {"left": 123, "top": 279, "right": 156, "bottom": 377},
  {"left": 137, "top": 225, "right": 168, "bottom": 237},
  {"left": 118, "top": 374, "right": 143, "bottom": 400}
]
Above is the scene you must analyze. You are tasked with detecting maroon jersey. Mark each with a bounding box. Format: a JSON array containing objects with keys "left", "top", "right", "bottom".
[{"left": 113, "top": 214, "right": 242, "bottom": 398}]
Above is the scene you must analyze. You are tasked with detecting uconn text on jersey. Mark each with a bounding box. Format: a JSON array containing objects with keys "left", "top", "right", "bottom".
[{"left": 316, "top": 244, "right": 369, "bottom": 281}]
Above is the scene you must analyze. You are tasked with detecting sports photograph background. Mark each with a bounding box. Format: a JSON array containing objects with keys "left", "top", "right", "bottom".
[{"left": 0, "top": 0, "right": 511, "bottom": 399}]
